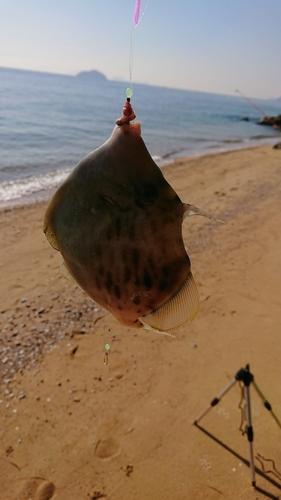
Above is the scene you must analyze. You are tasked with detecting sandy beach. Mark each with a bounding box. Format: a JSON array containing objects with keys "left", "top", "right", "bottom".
[{"left": 1, "top": 145, "right": 281, "bottom": 500}]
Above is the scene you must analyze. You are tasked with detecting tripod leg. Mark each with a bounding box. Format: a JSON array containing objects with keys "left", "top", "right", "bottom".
[
  {"left": 194, "top": 378, "right": 237, "bottom": 424},
  {"left": 244, "top": 384, "right": 256, "bottom": 487},
  {"left": 252, "top": 380, "right": 281, "bottom": 429}
]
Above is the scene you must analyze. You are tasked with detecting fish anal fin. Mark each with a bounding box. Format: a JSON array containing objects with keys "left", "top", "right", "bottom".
[
  {"left": 60, "top": 262, "right": 76, "bottom": 283},
  {"left": 139, "top": 272, "right": 199, "bottom": 333},
  {"left": 183, "top": 203, "right": 224, "bottom": 223}
]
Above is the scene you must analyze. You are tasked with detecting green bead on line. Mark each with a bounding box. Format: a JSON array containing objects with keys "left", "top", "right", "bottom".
[
  {"left": 105, "top": 343, "right": 110, "bottom": 351},
  {"left": 126, "top": 87, "right": 133, "bottom": 99}
]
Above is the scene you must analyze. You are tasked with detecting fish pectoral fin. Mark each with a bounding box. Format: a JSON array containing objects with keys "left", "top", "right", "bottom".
[
  {"left": 183, "top": 203, "right": 225, "bottom": 223},
  {"left": 139, "top": 272, "right": 199, "bottom": 333},
  {"left": 60, "top": 262, "right": 76, "bottom": 282},
  {"left": 43, "top": 224, "right": 60, "bottom": 250}
]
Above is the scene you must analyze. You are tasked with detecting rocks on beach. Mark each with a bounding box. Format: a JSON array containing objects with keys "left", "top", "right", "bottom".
[
  {"left": 258, "top": 113, "right": 281, "bottom": 128},
  {"left": 0, "top": 286, "right": 102, "bottom": 384}
]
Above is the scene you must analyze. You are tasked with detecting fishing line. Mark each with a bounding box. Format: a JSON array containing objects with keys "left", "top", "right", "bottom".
[
  {"left": 103, "top": 1, "right": 149, "bottom": 364},
  {"left": 127, "top": 0, "right": 150, "bottom": 98}
]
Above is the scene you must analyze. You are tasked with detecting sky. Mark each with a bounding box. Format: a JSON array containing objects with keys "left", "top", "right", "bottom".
[{"left": 1, "top": 0, "right": 281, "bottom": 99}]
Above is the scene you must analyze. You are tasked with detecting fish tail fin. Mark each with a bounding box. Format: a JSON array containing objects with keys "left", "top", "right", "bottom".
[
  {"left": 139, "top": 272, "right": 199, "bottom": 333},
  {"left": 183, "top": 203, "right": 224, "bottom": 223}
]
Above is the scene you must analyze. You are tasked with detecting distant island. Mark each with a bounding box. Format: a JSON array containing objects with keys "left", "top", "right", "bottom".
[{"left": 76, "top": 69, "right": 107, "bottom": 81}]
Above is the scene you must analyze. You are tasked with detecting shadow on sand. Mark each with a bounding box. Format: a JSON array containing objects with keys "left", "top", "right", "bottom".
[{"left": 194, "top": 423, "right": 281, "bottom": 500}]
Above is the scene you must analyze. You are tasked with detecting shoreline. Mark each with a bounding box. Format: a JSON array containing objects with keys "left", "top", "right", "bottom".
[{"left": 1, "top": 140, "right": 280, "bottom": 210}]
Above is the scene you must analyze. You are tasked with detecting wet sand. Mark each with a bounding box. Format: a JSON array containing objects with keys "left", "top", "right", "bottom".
[{"left": 1, "top": 145, "right": 281, "bottom": 500}]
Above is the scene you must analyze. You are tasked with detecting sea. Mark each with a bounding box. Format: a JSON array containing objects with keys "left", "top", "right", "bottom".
[{"left": 0, "top": 66, "right": 280, "bottom": 207}]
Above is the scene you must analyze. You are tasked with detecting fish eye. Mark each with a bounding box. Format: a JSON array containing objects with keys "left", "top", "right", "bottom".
[{"left": 139, "top": 184, "right": 158, "bottom": 205}]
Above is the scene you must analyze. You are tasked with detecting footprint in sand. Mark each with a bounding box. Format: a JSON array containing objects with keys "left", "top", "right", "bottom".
[
  {"left": 15, "top": 478, "right": 55, "bottom": 500},
  {"left": 94, "top": 418, "right": 121, "bottom": 459},
  {"left": 108, "top": 359, "right": 128, "bottom": 380},
  {"left": 95, "top": 436, "right": 120, "bottom": 459}
]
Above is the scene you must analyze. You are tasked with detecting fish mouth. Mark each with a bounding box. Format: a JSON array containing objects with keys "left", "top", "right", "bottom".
[
  {"left": 139, "top": 272, "right": 199, "bottom": 333},
  {"left": 114, "top": 120, "right": 141, "bottom": 137}
]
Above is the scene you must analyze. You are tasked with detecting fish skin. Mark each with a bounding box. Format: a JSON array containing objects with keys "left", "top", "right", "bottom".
[{"left": 44, "top": 121, "right": 195, "bottom": 330}]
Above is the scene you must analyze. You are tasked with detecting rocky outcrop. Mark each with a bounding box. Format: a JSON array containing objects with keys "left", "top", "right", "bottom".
[{"left": 258, "top": 114, "right": 281, "bottom": 128}]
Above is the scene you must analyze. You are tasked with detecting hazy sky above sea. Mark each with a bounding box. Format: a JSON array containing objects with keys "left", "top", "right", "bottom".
[{"left": 1, "top": 0, "right": 281, "bottom": 99}]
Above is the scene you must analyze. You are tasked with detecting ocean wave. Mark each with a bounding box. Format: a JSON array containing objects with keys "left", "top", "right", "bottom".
[
  {"left": 0, "top": 168, "right": 71, "bottom": 202},
  {"left": 222, "top": 139, "right": 243, "bottom": 144},
  {"left": 251, "top": 134, "right": 278, "bottom": 140}
]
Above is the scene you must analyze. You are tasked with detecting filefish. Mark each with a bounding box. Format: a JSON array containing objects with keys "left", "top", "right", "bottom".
[{"left": 44, "top": 99, "right": 216, "bottom": 332}]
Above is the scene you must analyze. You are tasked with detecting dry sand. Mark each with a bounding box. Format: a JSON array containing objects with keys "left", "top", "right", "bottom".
[{"left": 0, "top": 145, "right": 281, "bottom": 500}]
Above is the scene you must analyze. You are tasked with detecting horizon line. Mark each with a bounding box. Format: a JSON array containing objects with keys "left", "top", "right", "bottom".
[{"left": 1, "top": 65, "right": 279, "bottom": 101}]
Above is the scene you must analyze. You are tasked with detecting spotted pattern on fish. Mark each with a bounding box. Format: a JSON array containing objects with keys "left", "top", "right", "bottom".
[{"left": 43, "top": 120, "right": 214, "bottom": 331}]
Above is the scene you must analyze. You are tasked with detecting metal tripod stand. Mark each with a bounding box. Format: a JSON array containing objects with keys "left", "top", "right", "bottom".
[{"left": 194, "top": 364, "right": 281, "bottom": 487}]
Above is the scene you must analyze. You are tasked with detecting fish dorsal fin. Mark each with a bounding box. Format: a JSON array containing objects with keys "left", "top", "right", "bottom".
[
  {"left": 183, "top": 203, "right": 224, "bottom": 223},
  {"left": 139, "top": 272, "right": 199, "bottom": 333},
  {"left": 60, "top": 262, "right": 76, "bottom": 282}
]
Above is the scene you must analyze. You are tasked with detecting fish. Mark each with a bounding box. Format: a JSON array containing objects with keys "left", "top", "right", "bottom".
[{"left": 43, "top": 99, "right": 217, "bottom": 332}]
